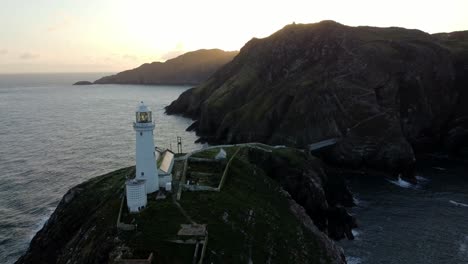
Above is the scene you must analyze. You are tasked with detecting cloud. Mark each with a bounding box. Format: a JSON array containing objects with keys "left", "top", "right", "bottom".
[
  {"left": 160, "top": 49, "right": 185, "bottom": 61},
  {"left": 47, "top": 13, "right": 75, "bottom": 32},
  {"left": 122, "top": 54, "right": 138, "bottom": 61},
  {"left": 19, "top": 52, "right": 40, "bottom": 60},
  {"left": 160, "top": 42, "right": 186, "bottom": 61},
  {"left": 0, "top": 49, "right": 7, "bottom": 55}
]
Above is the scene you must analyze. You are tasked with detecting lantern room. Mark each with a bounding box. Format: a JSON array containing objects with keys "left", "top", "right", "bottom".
[{"left": 136, "top": 101, "right": 152, "bottom": 123}]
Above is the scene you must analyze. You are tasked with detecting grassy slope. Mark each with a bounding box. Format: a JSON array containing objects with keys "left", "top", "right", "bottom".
[
  {"left": 180, "top": 147, "right": 330, "bottom": 263},
  {"left": 121, "top": 146, "right": 335, "bottom": 263},
  {"left": 20, "top": 147, "right": 339, "bottom": 264}
]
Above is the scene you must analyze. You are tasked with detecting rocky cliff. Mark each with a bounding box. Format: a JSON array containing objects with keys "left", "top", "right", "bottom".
[
  {"left": 17, "top": 146, "right": 349, "bottom": 263},
  {"left": 16, "top": 168, "right": 128, "bottom": 264},
  {"left": 94, "top": 49, "right": 238, "bottom": 85},
  {"left": 433, "top": 31, "right": 468, "bottom": 154},
  {"left": 166, "top": 21, "right": 468, "bottom": 178}
]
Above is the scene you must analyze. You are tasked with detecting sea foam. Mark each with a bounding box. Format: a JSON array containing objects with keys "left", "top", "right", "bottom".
[
  {"left": 352, "top": 229, "right": 361, "bottom": 240},
  {"left": 388, "top": 176, "right": 414, "bottom": 189},
  {"left": 449, "top": 200, "right": 468, "bottom": 208},
  {"left": 346, "top": 256, "right": 363, "bottom": 264}
]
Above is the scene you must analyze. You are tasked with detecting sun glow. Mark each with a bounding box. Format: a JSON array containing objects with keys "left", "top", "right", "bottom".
[{"left": 0, "top": 0, "right": 467, "bottom": 73}]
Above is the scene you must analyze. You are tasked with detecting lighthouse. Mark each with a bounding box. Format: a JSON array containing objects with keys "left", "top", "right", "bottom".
[{"left": 134, "top": 101, "right": 158, "bottom": 194}]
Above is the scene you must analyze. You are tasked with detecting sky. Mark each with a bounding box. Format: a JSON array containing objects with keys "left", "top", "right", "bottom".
[{"left": 0, "top": 0, "right": 467, "bottom": 73}]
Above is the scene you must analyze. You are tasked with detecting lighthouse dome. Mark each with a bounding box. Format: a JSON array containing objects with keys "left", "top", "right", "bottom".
[{"left": 136, "top": 101, "right": 150, "bottom": 112}]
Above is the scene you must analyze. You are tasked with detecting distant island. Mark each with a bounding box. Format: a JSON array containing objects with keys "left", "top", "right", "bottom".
[
  {"left": 73, "top": 81, "right": 93, "bottom": 85},
  {"left": 93, "top": 49, "right": 238, "bottom": 85}
]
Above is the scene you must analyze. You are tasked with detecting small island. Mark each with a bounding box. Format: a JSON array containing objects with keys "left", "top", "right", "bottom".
[
  {"left": 73, "top": 81, "right": 93, "bottom": 85},
  {"left": 16, "top": 102, "right": 352, "bottom": 264}
]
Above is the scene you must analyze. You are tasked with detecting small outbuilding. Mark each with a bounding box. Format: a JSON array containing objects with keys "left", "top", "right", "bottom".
[
  {"left": 215, "top": 148, "right": 227, "bottom": 160},
  {"left": 156, "top": 148, "right": 175, "bottom": 191}
]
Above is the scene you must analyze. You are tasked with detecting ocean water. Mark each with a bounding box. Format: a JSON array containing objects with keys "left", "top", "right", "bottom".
[
  {"left": 0, "top": 73, "right": 202, "bottom": 263},
  {"left": 1, "top": 74, "right": 467, "bottom": 264},
  {"left": 340, "top": 158, "right": 468, "bottom": 264}
]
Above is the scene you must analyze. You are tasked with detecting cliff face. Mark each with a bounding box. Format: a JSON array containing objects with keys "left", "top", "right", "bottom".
[
  {"left": 94, "top": 49, "right": 238, "bottom": 85},
  {"left": 166, "top": 21, "right": 466, "bottom": 177},
  {"left": 16, "top": 168, "right": 129, "bottom": 264},
  {"left": 17, "top": 146, "right": 348, "bottom": 264},
  {"left": 433, "top": 31, "right": 468, "bottom": 154},
  {"left": 246, "top": 147, "right": 356, "bottom": 240}
]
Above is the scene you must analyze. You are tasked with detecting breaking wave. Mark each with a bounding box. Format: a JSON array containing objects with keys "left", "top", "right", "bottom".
[
  {"left": 449, "top": 200, "right": 468, "bottom": 208},
  {"left": 346, "top": 256, "right": 363, "bottom": 264},
  {"left": 388, "top": 176, "right": 414, "bottom": 189}
]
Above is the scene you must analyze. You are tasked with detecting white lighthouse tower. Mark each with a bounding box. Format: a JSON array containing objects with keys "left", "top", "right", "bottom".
[{"left": 134, "top": 101, "right": 159, "bottom": 194}]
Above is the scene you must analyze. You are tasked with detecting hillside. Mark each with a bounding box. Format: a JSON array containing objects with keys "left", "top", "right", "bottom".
[
  {"left": 432, "top": 31, "right": 468, "bottom": 154},
  {"left": 16, "top": 146, "right": 350, "bottom": 263},
  {"left": 166, "top": 21, "right": 468, "bottom": 179},
  {"left": 94, "top": 49, "right": 238, "bottom": 85}
]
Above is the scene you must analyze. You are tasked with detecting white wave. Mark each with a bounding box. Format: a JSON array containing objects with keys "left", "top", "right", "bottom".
[
  {"left": 432, "top": 166, "right": 446, "bottom": 171},
  {"left": 459, "top": 235, "right": 468, "bottom": 259},
  {"left": 415, "top": 175, "right": 429, "bottom": 182},
  {"left": 29, "top": 207, "right": 55, "bottom": 240},
  {"left": 450, "top": 200, "right": 468, "bottom": 208},
  {"left": 352, "top": 229, "right": 361, "bottom": 239},
  {"left": 388, "top": 176, "right": 414, "bottom": 189},
  {"left": 353, "top": 197, "right": 360, "bottom": 205},
  {"left": 346, "top": 256, "right": 363, "bottom": 264}
]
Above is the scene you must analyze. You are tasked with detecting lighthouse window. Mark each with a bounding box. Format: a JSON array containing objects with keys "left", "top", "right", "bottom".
[
  {"left": 137, "top": 112, "right": 151, "bottom": 123},
  {"left": 140, "top": 132, "right": 142, "bottom": 136},
  {"left": 141, "top": 172, "right": 144, "bottom": 176}
]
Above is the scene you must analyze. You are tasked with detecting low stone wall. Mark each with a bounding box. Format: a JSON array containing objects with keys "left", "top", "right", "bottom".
[
  {"left": 116, "top": 195, "right": 136, "bottom": 231},
  {"left": 116, "top": 253, "right": 153, "bottom": 264},
  {"left": 217, "top": 147, "right": 241, "bottom": 191},
  {"left": 117, "top": 222, "right": 136, "bottom": 231}
]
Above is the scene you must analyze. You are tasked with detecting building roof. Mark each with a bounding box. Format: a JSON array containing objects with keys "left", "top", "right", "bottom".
[{"left": 159, "top": 150, "right": 175, "bottom": 173}]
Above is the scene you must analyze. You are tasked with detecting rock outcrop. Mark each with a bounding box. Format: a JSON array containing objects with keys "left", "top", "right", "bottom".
[
  {"left": 94, "top": 49, "right": 238, "bottom": 85},
  {"left": 166, "top": 21, "right": 465, "bottom": 178},
  {"left": 433, "top": 31, "right": 468, "bottom": 154},
  {"left": 246, "top": 146, "right": 356, "bottom": 240},
  {"left": 73, "top": 81, "right": 93, "bottom": 85},
  {"left": 16, "top": 168, "right": 128, "bottom": 264}
]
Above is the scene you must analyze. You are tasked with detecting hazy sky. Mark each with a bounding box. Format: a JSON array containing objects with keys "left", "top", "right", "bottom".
[{"left": 1, "top": 0, "right": 467, "bottom": 73}]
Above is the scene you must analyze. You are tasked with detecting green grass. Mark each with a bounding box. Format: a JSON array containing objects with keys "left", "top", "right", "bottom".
[
  {"left": 191, "top": 146, "right": 239, "bottom": 159},
  {"left": 48, "top": 147, "right": 335, "bottom": 263},
  {"left": 179, "top": 147, "right": 331, "bottom": 263},
  {"left": 120, "top": 198, "right": 195, "bottom": 263},
  {"left": 191, "top": 148, "right": 221, "bottom": 159}
]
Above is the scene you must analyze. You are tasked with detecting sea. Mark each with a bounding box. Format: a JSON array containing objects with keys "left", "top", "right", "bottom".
[
  {"left": 0, "top": 73, "right": 202, "bottom": 263},
  {"left": 339, "top": 157, "right": 468, "bottom": 264},
  {"left": 0, "top": 73, "right": 467, "bottom": 264}
]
